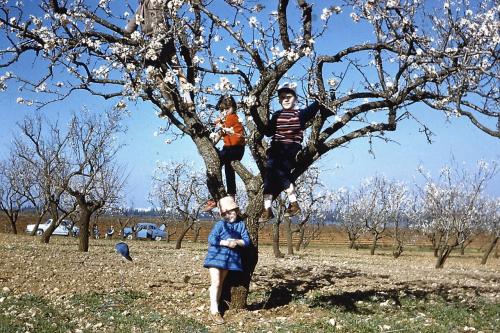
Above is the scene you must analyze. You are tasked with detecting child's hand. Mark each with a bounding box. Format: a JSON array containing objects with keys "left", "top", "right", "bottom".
[
  {"left": 222, "top": 127, "right": 234, "bottom": 135},
  {"left": 227, "top": 240, "right": 238, "bottom": 248}
]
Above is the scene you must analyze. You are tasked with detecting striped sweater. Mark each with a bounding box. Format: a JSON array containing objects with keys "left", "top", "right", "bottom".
[{"left": 267, "top": 101, "right": 321, "bottom": 145}]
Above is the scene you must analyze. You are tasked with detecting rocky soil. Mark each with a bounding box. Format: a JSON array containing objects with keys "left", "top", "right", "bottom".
[{"left": 0, "top": 234, "right": 498, "bottom": 331}]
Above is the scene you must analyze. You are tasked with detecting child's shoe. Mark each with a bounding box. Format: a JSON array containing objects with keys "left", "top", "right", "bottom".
[
  {"left": 259, "top": 207, "right": 275, "bottom": 222},
  {"left": 208, "top": 312, "right": 224, "bottom": 325},
  {"left": 284, "top": 201, "right": 301, "bottom": 217}
]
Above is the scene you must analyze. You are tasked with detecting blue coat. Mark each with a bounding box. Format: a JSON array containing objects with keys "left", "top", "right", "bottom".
[{"left": 203, "top": 219, "right": 250, "bottom": 271}]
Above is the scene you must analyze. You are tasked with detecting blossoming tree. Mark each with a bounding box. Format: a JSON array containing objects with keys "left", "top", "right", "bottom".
[
  {"left": 412, "top": 160, "right": 498, "bottom": 268},
  {"left": 1, "top": 0, "right": 498, "bottom": 306}
]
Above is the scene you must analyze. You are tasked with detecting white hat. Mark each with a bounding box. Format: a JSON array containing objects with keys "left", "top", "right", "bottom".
[
  {"left": 277, "top": 82, "right": 297, "bottom": 97},
  {"left": 219, "top": 196, "right": 239, "bottom": 213}
]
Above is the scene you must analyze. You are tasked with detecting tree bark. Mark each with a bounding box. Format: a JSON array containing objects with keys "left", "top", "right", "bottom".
[
  {"left": 370, "top": 234, "right": 379, "bottom": 255},
  {"left": 29, "top": 215, "right": 44, "bottom": 236},
  {"left": 42, "top": 219, "right": 58, "bottom": 244},
  {"left": 284, "top": 217, "right": 294, "bottom": 255},
  {"left": 481, "top": 236, "right": 498, "bottom": 265},
  {"left": 348, "top": 237, "right": 358, "bottom": 250},
  {"left": 78, "top": 209, "right": 92, "bottom": 252},
  {"left": 272, "top": 220, "right": 284, "bottom": 258},
  {"left": 9, "top": 217, "right": 17, "bottom": 234},
  {"left": 435, "top": 246, "right": 454, "bottom": 268},
  {"left": 295, "top": 226, "right": 305, "bottom": 252},
  {"left": 193, "top": 224, "right": 201, "bottom": 243},
  {"left": 175, "top": 221, "right": 194, "bottom": 249}
]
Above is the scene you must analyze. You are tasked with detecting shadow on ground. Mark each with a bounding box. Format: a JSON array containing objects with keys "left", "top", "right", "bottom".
[{"left": 248, "top": 265, "right": 478, "bottom": 313}]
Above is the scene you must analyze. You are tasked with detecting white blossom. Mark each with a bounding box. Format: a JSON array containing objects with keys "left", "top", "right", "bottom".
[
  {"left": 214, "top": 76, "right": 233, "bottom": 92},
  {"left": 249, "top": 16, "right": 258, "bottom": 28}
]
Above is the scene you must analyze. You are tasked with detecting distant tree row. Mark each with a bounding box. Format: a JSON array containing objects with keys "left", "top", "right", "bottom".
[
  {"left": 0, "top": 110, "right": 126, "bottom": 251},
  {"left": 333, "top": 160, "right": 499, "bottom": 268},
  {"left": 148, "top": 158, "right": 499, "bottom": 269}
]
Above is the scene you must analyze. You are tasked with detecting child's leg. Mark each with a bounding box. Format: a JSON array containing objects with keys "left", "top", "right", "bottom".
[
  {"left": 220, "top": 146, "right": 244, "bottom": 196},
  {"left": 285, "top": 183, "right": 297, "bottom": 202},
  {"left": 208, "top": 267, "right": 228, "bottom": 314},
  {"left": 217, "top": 269, "right": 229, "bottom": 305}
]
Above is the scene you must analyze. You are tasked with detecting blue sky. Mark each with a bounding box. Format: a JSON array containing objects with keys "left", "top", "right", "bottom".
[{"left": 1, "top": 1, "right": 499, "bottom": 207}]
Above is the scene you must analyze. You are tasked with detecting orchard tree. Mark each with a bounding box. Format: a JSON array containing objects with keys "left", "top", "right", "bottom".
[
  {"left": 478, "top": 196, "right": 499, "bottom": 265},
  {"left": 0, "top": 156, "right": 30, "bottom": 234},
  {"left": 13, "top": 114, "right": 78, "bottom": 243},
  {"left": 63, "top": 110, "right": 127, "bottom": 251},
  {"left": 150, "top": 160, "right": 207, "bottom": 249},
  {"left": 288, "top": 166, "right": 332, "bottom": 252},
  {"left": 13, "top": 110, "right": 126, "bottom": 249},
  {"left": 1, "top": 0, "right": 499, "bottom": 307},
  {"left": 413, "top": 160, "right": 498, "bottom": 268},
  {"left": 334, "top": 187, "right": 367, "bottom": 250}
]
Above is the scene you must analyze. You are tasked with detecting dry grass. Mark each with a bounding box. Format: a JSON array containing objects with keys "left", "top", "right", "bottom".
[{"left": 0, "top": 233, "right": 498, "bottom": 332}]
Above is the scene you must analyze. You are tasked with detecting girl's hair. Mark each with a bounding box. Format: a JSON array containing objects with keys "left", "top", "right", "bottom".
[{"left": 216, "top": 95, "right": 237, "bottom": 111}]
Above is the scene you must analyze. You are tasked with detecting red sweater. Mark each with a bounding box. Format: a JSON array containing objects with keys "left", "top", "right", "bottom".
[{"left": 219, "top": 113, "right": 245, "bottom": 147}]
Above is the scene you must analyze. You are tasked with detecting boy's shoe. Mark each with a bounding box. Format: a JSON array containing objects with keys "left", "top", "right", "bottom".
[
  {"left": 284, "top": 201, "right": 301, "bottom": 217},
  {"left": 202, "top": 200, "right": 217, "bottom": 212},
  {"left": 259, "top": 207, "right": 275, "bottom": 222},
  {"left": 208, "top": 312, "right": 224, "bottom": 325}
]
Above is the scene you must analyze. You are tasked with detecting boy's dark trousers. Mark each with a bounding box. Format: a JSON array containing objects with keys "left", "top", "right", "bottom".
[
  {"left": 219, "top": 145, "right": 245, "bottom": 195},
  {"left": 263, "top": 141, "right": 301, "bottom": 197}
]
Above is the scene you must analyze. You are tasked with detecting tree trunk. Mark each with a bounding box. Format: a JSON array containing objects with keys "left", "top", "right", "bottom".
[
  {"left": 348, "top": 233, "right": 358, "bottom": 250},
  {"left": 175, "top": 221, "right": 194, "bottom": 249},
  {"left": 9, "top": 217, "right": 17, "bottom": 234},
  {"left": 284, "top": 217, "right": 294, "bottom": 255},
  {"left": 193, "top": 224, "right": 200, "bottom": 243},
  {"left": 370, "top": 234, "right": 378, "bottom": 255},
  {"left": 295, "top": 226, "right": 305, "bottom": 252},
  {"left": 78, "top": 209, "right": 92, "bottom": 252},
  {"left": 272, "top": 220, "right": 284, "bottom": 258},
  {"left": 42, "top": 220, "right": 58, "bottom": 244},
  {"left": 481, "top": 236, "right": 498, "bottom": 265},
  {"left": 435, "top": 246, "right": 454, "bottom": 268},
  {"left": 392, "top": 244, "right": 403, "bottom": 258},
  {"left": 30, "top": 215, "right": 44, "bottom": 236}
]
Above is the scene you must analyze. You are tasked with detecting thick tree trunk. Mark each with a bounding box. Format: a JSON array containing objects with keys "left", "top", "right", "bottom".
[
  {"left": 392, "top": 245, "right": 403, "bottom": 258},
  {"left": 9, "top": 218, "right": 17, "bottom": 234},
  {"left": 295, "top": 226, "right": 305, "bottom": 252},
  {"left": 78, "top": 209, "right": 92, "bottom": 252},
  {"left": 272, "top": 220, "right": 284, "bottom": 258},
  {"left": 175, "top": 221, "right": 194, "bottom": 249},
  {"left": 481, "top": 236, "right": 498, "bottom": 265},
  {"left": 193, "top": 224, "right": 200, "bottom": 243},
  {"left": 29, "top": 215, "right": 44, "bottom": 236},
  {"left": 349, "top": 238, "right": 358, "bottom": 250},
  {"left": 370, "top": 234, "right": 379, "bottom": 255},
  {"left": 284, "top": 217, "right": 294, "bottom": 255},
  {"left": 435, "top": 246, "right": 454, "bottom": 268},
  {"left": 42, "top": 220, "right": 58, "bottom": 244}
]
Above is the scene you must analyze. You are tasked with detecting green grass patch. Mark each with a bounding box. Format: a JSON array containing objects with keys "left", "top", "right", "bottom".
[
  {"left": 0, "top": 291, "right": 208, "bottom": 333},
  {"left": 304, "top": 291, "right": 500, "bottom": 333},
  {"left": 0, "top": 293, "right": 75, "bottom": 333}
]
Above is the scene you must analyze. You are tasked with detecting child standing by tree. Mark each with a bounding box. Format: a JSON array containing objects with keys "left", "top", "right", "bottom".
[
  {"left": 259, "top": 83, "right": 321, "bottom": 222},
  {"left": 203, "top": 95, "right": 246, "bottom": 211},
  {"left": 203, "top": 196, "right": 250, "bottom": 324}
]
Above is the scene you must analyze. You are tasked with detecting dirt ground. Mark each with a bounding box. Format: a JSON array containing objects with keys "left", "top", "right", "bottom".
[{"left": 0, "top": 233, "right": 498, "bottom": 332}]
